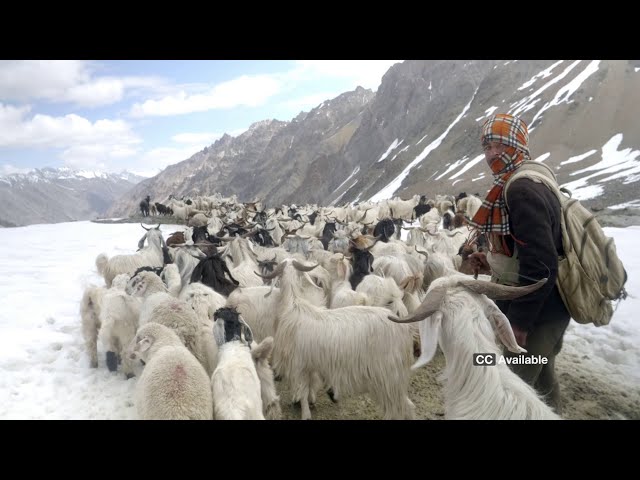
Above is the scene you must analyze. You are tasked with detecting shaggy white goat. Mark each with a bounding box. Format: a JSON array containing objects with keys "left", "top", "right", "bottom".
[
  {"left": 262, "top": 258, "right": 416, "bottom": 420},
  {"left": 129, "top": 322, "right": 213, "bottom": 420},
  {"left": 387, "top": 274, "right": 561, "bottom": 420},
  {"left": 95, "top": 225, "right": 168, "bottom": 287},
  {"left": 211, "top": 308, "right": 266, "bottom": 420}
]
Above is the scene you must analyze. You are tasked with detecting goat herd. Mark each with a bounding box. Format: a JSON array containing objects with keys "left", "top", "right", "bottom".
[{"left": 80, "top": 192, "right": 560, "bottom": 420}]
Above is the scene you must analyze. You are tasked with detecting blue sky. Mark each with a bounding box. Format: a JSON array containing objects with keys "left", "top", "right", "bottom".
[{"left": 0, "top": 60, "right": 402, "bottom": 177}]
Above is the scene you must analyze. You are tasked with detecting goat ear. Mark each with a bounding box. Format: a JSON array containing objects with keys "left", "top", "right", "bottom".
[
  {"left": 411, "top": 311, "right": 442, "bottom": 371},
  {"left": 240, "top": 318, "right": 254, "bottom": 346},
  {"left": 138, "top": 233, "right": 148, "bottom": 250},
  {"left": 212, "top": 318, "right": 226, "bottom": 347},
  {"left": 137, "top": 335, "right": 153, "bottom": 354},
  {"left": 483, "top": 301, "right": 527, "bottom": 354}
]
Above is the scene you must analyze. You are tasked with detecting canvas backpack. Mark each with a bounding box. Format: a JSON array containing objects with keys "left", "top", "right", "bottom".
[{"left": 504, "top": 161, "right": 628, "bottom": 327}]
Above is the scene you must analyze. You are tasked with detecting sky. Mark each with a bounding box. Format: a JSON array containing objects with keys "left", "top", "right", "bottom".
[
  {"left": 0, "top": 60, "right": 401, "bottom": 178},
  {"left": 0, "top": 219, "right": 637, "bottom": 419}
]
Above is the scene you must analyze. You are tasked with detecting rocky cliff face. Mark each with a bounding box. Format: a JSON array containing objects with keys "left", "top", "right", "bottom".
[{"left": 108, "top": 60, "right": 640, "bottom": 217}]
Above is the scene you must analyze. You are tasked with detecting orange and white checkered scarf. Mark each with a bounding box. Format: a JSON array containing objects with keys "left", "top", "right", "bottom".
[{"left": 468, "top": 114, "right": 531, "bottom": 243}]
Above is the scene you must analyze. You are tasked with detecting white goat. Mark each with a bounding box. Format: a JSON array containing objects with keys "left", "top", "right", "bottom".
[
  {"left": 211, "top": 308, "right": 266, "bottom": 420},
  {"left": 262, "top": 258, "right": 416, "bottom": 420},
  {"left": 387, "top": 274, "right": 561, "bottom": 420},
  {"left": 95, "top": 225, "right": 168, "bottom": 287}
]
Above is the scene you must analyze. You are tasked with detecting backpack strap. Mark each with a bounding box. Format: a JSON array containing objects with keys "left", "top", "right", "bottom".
[{"left": 504, "top": 161, "right": 567, "bottom": 209}]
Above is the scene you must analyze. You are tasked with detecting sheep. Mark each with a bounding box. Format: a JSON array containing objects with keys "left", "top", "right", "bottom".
[
  {"left": 211, "top": 308, "right": 266, "bottom": 420},
  {"left": 127, "top": 271, "right": 212, "bottom": 375},
  {"left": 80, "top": 273, "right": 133, "bottom": 369},
  {"left": 261, "top": 258, "right": 416, "bottom": 420},
  {"left": 128, "top": 322, "right": 213, "bottom": 420},
  {"left": 80, "top": 285, "right": 106, "bottom": 368},
  {"left": 179, "top": 282, "right": 227, "bottom": 324},
  {"left": 97, "top": 273, "right": 142, "bottom": 377},
  {"left": 95, "top": 224, "right": 169, "bottom": 287},
  {"left": 387, "top": 274, "right": 561, "bottom": 419}
]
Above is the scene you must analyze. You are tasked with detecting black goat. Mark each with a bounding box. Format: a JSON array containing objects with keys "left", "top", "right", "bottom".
[
  {"left": 413, "top": 203, "right": 432, "bottom": 219},
  {"left": 348, "top": 244, "right": 374, "bottom": 290},
  {"left": 190, "top": 254, "right": 240, "bottom": 297},
  {"left": 320, "top": 222, "right": 337, "bottom": 250},
  {"left": 155, "top": 202, "right": 173, "bottom": 216},
  {"left": 373, "top": 218, "right": 396, "bottom": 243}
]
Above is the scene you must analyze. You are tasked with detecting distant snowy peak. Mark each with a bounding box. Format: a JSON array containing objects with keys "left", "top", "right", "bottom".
[{"left": 0, "top": 167, "right": 147, "bottom": 185}]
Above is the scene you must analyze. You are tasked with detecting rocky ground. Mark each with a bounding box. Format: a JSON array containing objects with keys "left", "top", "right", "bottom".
[{"left": 273, "top": 348, "right": 640, "bottom": 420}]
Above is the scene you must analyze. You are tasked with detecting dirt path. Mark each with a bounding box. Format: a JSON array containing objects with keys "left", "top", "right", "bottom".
[{"left": 275, "top": 349, "right": 640, "bottom": 420}]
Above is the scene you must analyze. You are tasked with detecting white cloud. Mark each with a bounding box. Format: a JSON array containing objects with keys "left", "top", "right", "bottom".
[
  {"left": 0, "top": 164, "right": 33, "bottom": 176},
  {"left": 0, "top": 61, "right": 164, "bottom": 108},
  {"left": 0, "top": 103, "right": 140, "bottom": 149},
  {"left": 60, "top": 144, "right": 140, "bottom": 171},
  {"left": 130, "top": 74, "right": 283, "bottom": 117}
]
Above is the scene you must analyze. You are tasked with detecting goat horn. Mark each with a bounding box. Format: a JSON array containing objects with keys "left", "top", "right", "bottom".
[
  {"left": 291, "top": 259, "right": 319, "bottom": 272},
  {"left": 388, "top": 285, "right": 447, "bottom": 323},
  {"left": 457, "top": 277, "right": 547, "bottom": 300},
  {"left": 141, "top": 223, "right": 151, "bottom": 231}
]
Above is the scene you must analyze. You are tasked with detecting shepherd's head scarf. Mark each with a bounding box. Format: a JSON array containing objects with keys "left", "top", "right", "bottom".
[{"left": 468, "top": 114, "right": 531, "bottom": 236}]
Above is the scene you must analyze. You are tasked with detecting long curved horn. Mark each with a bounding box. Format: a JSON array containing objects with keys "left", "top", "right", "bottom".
[
  {"left": 357, "top": 208, "right": 371, "bottom": 223},
  {"left": 291, "top": 259, "right": 319, "bottom": 272},
  {"left": 141, "top": 223, "right": 151, "bottom": 231},
  {"left": 254, "top": 261, "right": 287, "bottom": 280},
  {"left": 388, "top": 285, "right": 447, "bottom": 323},
  {"left": 457, "top": 277, "right": 547, "bottom": 300}
]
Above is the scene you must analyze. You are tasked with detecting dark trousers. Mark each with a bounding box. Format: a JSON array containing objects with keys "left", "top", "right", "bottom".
[{"left": 497, "top": 286, "right": 570, "bottom": 414}]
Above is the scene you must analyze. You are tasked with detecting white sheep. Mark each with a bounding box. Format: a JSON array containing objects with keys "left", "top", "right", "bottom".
[
  {"left": 179, "top": 282, "right": 227, "bottom": 324},
  {"left": 126, "top": 271, "right": 212, "bottom": 376},
  {"left": 129, "top": 322, "right": 213, "bottom": 420},
  {"left": 211, "top": 308, "right": 266, "bottom": 420},
  {"left": 80, "top": 284, "right": 106, "bottom": 368},
  {"left": 97, "top": 274, "right": 142, "bottom": 377},
  {"left": 387, "top": 274, "right": 561, "bottom": 420},
  {"left": 80, "top": 273, "right": 134, "bottom": 370}
]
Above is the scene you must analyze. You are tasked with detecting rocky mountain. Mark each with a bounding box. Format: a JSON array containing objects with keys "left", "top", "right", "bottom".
[
  {"left": 108, "top": 60, "right": 640, "bottom": 217},
  {"left": 0, "top": 168, "right": 146, "bottom": 227}
]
